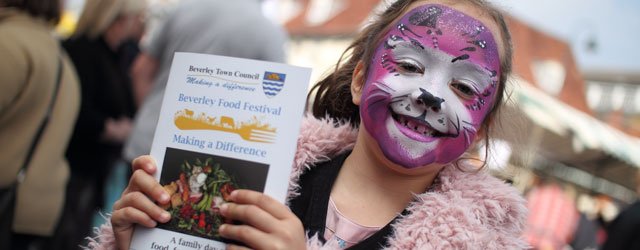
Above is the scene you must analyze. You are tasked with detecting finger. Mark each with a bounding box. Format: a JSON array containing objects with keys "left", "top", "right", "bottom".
[
  {"left": 131, "top": 155, "right": 157, "bottom": 174},
  {"left": 112, "top": 191, "right": 171, "bottom": 223},
  {"left": 218, "top": 224, "right": 271, "bottom": 250},
  {"left": 115, "top": 231, "right": 133, "bottom": 250},
  {"left": 111, "top": 206, "right": 159, "bottom": 229},
  {"left": 122, "top": 169, "right": 170, "bottom": 205},
  {"left": 227, "top": 190, "right": 291, "bottom": 220},
  {"left": 219, "top": 202, "right": 278, "bottom": 232}
]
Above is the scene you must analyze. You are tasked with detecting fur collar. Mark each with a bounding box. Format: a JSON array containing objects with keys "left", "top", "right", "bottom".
[
  {"left": 85, "top": 115, "right": 527, "bottom": 249},
  {"left": 292, "top": 116, "right": 528, "bottom": 249}
]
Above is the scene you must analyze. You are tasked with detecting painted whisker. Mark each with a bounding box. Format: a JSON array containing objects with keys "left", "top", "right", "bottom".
[{"left": 373, "top": 81, "right": 396, "bottom": 93}]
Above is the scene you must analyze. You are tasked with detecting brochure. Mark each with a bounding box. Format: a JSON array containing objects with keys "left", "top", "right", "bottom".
[{"left": 130, "top": 52, "right": 311, "bottom": 250}]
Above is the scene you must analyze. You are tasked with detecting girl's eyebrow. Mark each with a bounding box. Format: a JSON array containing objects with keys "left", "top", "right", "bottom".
[
  {"left": 390, "top": 41, "right": 432, "bottom": 61},
  {"left": 395, "top": 41, "right": 425, "bottom": 52},
  {"left": 454, "top": 62, "right": 493, "bottom": 89}
]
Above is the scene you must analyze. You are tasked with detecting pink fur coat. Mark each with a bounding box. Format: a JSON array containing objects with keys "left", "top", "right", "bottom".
[{"left": 86, "top": 116, "right": 528, "bottom": 249}]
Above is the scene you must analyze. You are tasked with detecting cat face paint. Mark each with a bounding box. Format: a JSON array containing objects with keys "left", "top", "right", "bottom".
[{"left": 359, "top": 4, "right": 501, "bottom": 169}]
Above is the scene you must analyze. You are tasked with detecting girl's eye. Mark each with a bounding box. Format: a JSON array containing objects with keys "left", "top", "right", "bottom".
[
  {"left": 396, "top": 61, "right": 424, "bottom": 74},
  {"left": 451, "top": 81, "right": 476, "bottom": 98}
]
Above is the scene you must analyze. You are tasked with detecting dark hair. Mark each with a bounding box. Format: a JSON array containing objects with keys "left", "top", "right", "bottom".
[
  {"left": 308, "top": 0, "right": 513, "bottom": 148},
  {"left": 1, "top": 0, "right": 62, "bottom": 23}
]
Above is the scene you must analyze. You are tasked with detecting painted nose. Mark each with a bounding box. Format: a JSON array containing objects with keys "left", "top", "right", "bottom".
[{"left": 416, "top": 88, "right": 444, "bottom": 112}]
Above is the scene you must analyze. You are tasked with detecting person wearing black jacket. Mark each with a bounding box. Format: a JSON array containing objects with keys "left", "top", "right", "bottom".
[
  {"left": 602, "top": 173, "right": 640, "bottom": 250},
  {"left": 62, "top": 0, "right": 146, "bottom": 247}
]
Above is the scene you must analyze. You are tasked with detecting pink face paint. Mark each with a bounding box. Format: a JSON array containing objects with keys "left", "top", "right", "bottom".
[{"left": 360, "top": 4, "right": 501, "bottom": 169}]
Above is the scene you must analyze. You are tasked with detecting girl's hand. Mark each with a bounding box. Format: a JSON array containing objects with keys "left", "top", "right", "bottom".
[
  {"left": 219, "top": 190, "right": 306, "bottom": 250},
  {"left": 111, "top": 156, "right": 171, "bottom": 250}
]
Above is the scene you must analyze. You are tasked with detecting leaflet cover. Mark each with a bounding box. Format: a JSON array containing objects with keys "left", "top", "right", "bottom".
[{"left": 130, "top": 52, "right": 311, "bottom": 250}]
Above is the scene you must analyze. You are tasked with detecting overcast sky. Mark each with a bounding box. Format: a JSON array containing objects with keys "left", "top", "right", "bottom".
[{"left": 495, "top": 0, "right": 640, "bottom": 74}]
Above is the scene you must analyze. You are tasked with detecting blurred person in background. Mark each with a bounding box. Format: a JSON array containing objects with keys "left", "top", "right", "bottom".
[
  {"left": 123, "top": 0, "right": 287, "bottom": 163},
  {"left": 62, "top": 0, "right": 147, "bottom": 247},
  {"left": 0, "top": 0, "right": 80, "bottom": 249},
  {"left": 568, "top": 212, "right": 599, "bottom": 250},
  {"left": 523, "top": 179, "right": 580, "bottom": 250},
  {"left": 602, "top": 171, "right": 640, "bottom": 250}
]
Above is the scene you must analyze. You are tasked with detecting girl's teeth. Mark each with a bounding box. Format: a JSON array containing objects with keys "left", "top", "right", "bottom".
[{"left": 399, "top": 116, "right": 433, "bottom": 136}]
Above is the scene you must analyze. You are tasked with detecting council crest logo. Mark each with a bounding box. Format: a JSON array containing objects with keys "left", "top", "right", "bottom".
[{"left": 262, "top": 72, "right": 286, "bottom": 98}]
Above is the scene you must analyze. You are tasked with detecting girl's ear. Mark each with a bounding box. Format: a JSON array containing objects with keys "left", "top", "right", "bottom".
[{"left": 351, "top": 61, "right": 366, "bottom": 105}]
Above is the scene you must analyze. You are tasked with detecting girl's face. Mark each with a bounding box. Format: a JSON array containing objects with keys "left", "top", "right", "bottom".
[{"left": 358, "top": 3, "right": 502, "bottom": 169}]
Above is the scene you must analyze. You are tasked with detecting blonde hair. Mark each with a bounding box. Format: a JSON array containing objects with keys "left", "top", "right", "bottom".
[{"left": 73, "top": 0, "right": 147, "bottom": 39}]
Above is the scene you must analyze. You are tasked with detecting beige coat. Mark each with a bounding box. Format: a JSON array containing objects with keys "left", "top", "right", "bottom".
[{"left": 0, "top": 8, "right": 80, "bottom": 236}]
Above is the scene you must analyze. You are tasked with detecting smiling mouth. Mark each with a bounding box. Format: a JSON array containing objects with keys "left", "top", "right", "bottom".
[{"left": 391, "top": 110, "right": 453, "bottom": 138}]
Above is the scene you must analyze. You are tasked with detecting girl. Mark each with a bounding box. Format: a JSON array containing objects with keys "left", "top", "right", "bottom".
[{"left": 91, "top": 0, "right": 527, "bottom": 249}]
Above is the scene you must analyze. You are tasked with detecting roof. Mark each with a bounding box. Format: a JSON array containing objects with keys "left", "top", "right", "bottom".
[
  {"left": 284, "top": 0, "right": 380, "bottom": 37},
  {"left": 507, "top": 16, "right": 592, "bottom": 115},
  {"left": 504, "top": 77, "right": 640, "bottom": 201},
  {"left": 513, "top": 77, "right": 640, "bottom": 167}
]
